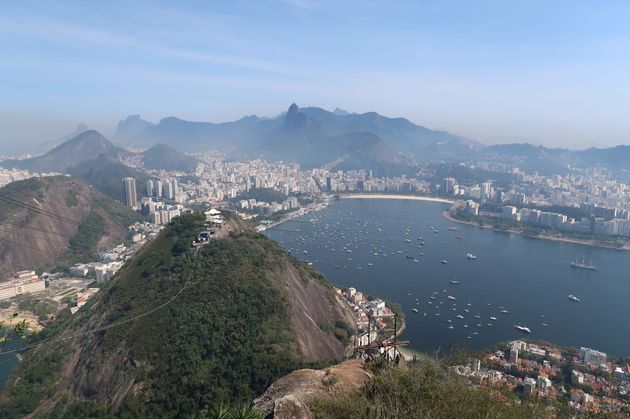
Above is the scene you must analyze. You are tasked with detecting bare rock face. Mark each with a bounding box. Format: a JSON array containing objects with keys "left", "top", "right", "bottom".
[{"left": 253, "top": 359, "right": 372, "bottom": 418}]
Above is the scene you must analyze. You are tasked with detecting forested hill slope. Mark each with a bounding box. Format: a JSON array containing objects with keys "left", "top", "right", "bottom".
[
  {"left": 0, "top": 213, "right": 355, "bottom": 417},
  {"left": 0, "top": 176, "right": 143, "bottom": 277}
]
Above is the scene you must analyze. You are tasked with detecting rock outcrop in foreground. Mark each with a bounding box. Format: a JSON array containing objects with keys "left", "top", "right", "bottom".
[{"left": 254, "top": 359, "right": 372, "bottom": 419}]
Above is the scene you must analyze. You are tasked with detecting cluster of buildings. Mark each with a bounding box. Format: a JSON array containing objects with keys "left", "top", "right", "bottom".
[
  {"left": 67, "top": 222, "right": 160, "bottom": 283},
  {"left": 0, "top": 270, "right": 46, "bottom": 301},
  {"left": 0, "top": 167, "right": 59, "bottom": 188},
  {"left": 122, "top": 176, "right": 185, "bottom": 210},
  {"left": 496, "top": 204, "right": 630, "bottom": 238},
  {"left": 445, "top": 167, "right": 630, "bottom": 240},
  {"left": 182, "top": 158, "right": 319, "bottom": 203},
  {"left": 336, "top": 286, "right": 396, "bottom": 346},
  {"left": 145, "top": 178, "right": 184, "bottom": 202},
  {"left": 237, "top": 196, "right": 300, "bottom": 215},
  {"left": 143, "top": 200, "right": 184, "bottom": 225},
  {"left": 451, "top": 341, "right": 630, "bottom": 415}
]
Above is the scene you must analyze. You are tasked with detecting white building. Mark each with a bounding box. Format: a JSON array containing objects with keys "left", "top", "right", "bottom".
[
  {"left": 123, "top": 177, "right": 138, "bottom": 209},
  {"left": 0, "top": 271, "right": 46, "bottom": 301},
  {"left": 579, "top": 347, "right": 607, "bottom": 366}
]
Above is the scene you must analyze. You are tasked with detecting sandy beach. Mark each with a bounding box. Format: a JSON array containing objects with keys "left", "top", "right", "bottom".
[{"left": 340, "top": 194, "right": 454, "bottom": 204}]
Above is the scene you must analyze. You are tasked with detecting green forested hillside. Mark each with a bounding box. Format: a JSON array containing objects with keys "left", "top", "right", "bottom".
[
  {"left": 0, "top": 214, "right": 340, "bottom": 417},
  {"left": 0, "top": 176, "right": 144, "bottom": 277}
]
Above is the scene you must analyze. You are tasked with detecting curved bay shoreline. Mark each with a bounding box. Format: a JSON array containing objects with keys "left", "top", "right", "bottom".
[{"left": 339, "top": 193, "right": 630, "bottom": 251}]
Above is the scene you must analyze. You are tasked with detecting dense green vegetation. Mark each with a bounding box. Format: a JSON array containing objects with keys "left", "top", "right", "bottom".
[
  {"left": 309, "top": 356, "right": 559, "bottom": 418},
  {"left": 318, "top": 320, "right": 355, "bottom": 345},
  {"left": 0, "top": 213, "right": 329, "bottom": 417},
  {"left": 69, "top": 211, "right": 104, "bottom": 258},
  {"left": 0, "top": 178, "right": 46, "bottom": 224},
  {"left": 92, "top": 197, "right": 144, "bottom": 227}
]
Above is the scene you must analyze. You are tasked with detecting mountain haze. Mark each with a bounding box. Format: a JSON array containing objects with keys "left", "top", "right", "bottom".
[
  {"left": 141, "top": 144, "right": 201, "bottom": 172},
  {"left": 114, "top": 104, "right": 481, "bottom": 167},
  {"left": 38, "top": 123, "right": 90, "bottom": 153},
  {"left": 1, "top": 130, "right": 124, "bottom": 173}
]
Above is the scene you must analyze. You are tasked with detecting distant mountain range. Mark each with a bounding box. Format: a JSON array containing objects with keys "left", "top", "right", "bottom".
[
  {"left": 480, "top": 143, "right": 630, "bottom": 176},
  {"left": 115, "top": 103, "right": 483, "bottom": 169},
  {"left": 2, "top": 104, "right": 628, "bottom": 179}
]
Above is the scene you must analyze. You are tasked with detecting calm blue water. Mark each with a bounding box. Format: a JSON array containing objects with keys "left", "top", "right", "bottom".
[{"left": 267, "top": 198, "right": 630, "bottom": 357}]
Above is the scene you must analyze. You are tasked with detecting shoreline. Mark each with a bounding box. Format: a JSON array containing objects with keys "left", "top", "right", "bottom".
[
  {"left": 340, "top": 193, "right": 454, "bottom": 204},
  {"left": 343, "top": 192, "right": 629, "bottom": 252},
  {"left": 256, "top": 201, "right": 328, "bottom": 231},
  {"left": 266, "top": 192, "right": 629, "bottom": 251},
  {"left": 443, "top": 208, "right": 630, "bottom": 252}
]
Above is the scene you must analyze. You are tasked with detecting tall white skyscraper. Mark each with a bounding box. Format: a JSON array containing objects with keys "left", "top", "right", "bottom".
[
  {"left": 122, "top": 177, "right": 138, "bottom": 208},
  {"left": 155, "top": 180, "right": 163, "bottom": 198},
  {"left": 162, "top": 179, "right": 174, "bottom": 200}
]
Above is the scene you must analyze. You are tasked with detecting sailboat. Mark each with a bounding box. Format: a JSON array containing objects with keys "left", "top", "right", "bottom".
[{"left": 570, "top": 257, "right": 596, "bottom": 270}]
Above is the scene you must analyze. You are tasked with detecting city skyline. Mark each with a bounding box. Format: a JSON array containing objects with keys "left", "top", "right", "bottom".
[{"left": 2, "top": 1, "right": 630, "bottom": 154}]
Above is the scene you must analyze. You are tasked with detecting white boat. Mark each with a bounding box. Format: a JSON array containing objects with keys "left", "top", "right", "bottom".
[
  {"left": 412, "top": 308, "right": 419, "bottom": 313},
  {"left": 440, "top": 260, "right": 448, "bottom": 264},
  {"left": 570, "top": 257, "right": 596, "bottom": 270},
  {"left": 500, "top": 309, "right": 509, "bottom": 314},
  {"left": 568, "top": 294, "right": 581, "bottom": 302},
  {"left": 447, "top": 295, "right": 456, "bottom": 300},
  {"left": 465, "top": 253, "right": 478, "bottom": 260},
  {"left": 456, "top": 314, "right": 464, "bottom": 319},
  {"left": 490, "top": 315, "right": 497, "bottom": 321},
  {"left": 514, "top": 325, "right": 532, "bottom": 334}
]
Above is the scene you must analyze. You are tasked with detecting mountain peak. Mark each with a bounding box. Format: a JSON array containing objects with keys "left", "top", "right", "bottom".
[
  {"left": 2, "top": 130, "right": 124, "bottom": 173},
  {"left": 141, "top": 143, "right": 200, "bottom": 172},
  {"left": 116, "top": 114, "right": 154, "bottom": 139},
  {"left": 287, "top": 103, "right": 300, "bottom": 114}
]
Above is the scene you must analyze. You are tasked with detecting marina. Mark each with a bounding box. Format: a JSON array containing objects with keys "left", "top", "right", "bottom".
[{"left": 267, "top": 198, "right": 630, "bottom": 356}]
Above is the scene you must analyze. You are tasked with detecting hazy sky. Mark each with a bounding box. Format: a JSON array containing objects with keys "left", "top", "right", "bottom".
[{"left": 2, "top": 0, "right": 630, "bottom": 154}]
